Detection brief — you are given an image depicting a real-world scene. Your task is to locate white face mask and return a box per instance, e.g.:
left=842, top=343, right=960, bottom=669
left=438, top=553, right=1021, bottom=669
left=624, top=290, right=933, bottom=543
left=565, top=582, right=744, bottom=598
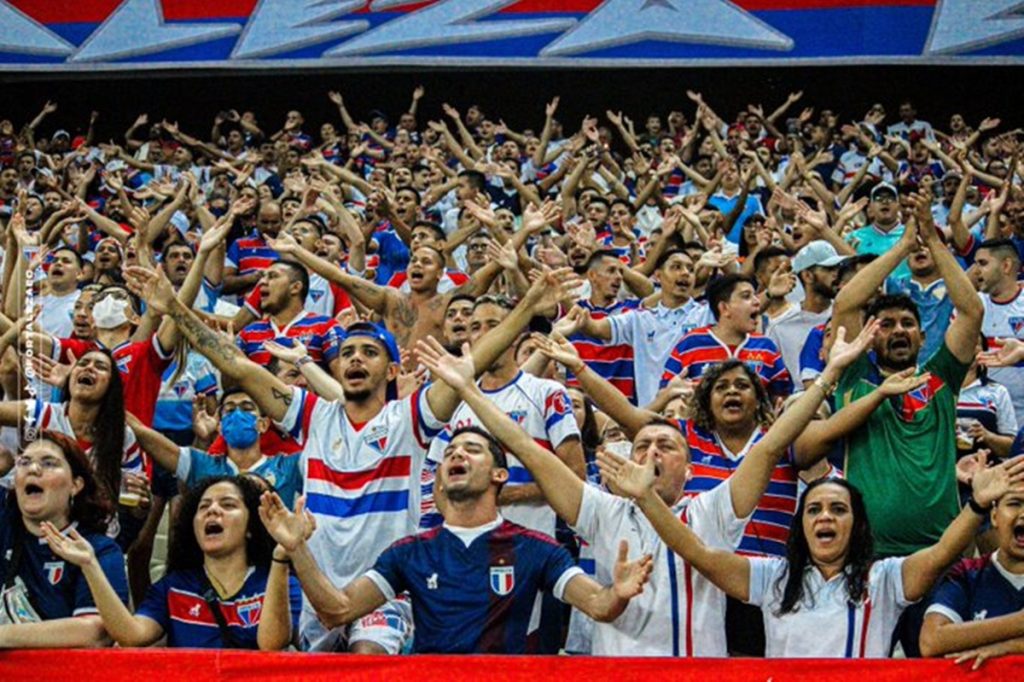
left=91, top=296, right=130, bottom=330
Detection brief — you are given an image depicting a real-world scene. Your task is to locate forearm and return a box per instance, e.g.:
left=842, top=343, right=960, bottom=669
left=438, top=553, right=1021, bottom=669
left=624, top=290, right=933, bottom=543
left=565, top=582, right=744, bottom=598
left=300, top=361, right=346, bottom=402
left=572, top=579, right=629, bottom=623
left=257, top=557, right=293, bottom=650
left=80, top=561, right=156, bottom=646
left=636, top=489, right=749, bottom=600
left=622, top=266, right=655, bottom=297
left=497, top=482, right=545, bottom=505
left=126, top=417, right=181, bottom=473
left=929, top=233, right=982, bottom=320
left=295, top=248, right=388, bottom=313
left=834, top=242, right=909, bottom=318
left=575, top=364, right=653, bottom=439
left=287, top=542, right=361, bottom=628
left=903, top=507, right=982, bottom=602
left=0, top=617, right=108, bottom=649
left=921, top=612, right=1024, bottom=657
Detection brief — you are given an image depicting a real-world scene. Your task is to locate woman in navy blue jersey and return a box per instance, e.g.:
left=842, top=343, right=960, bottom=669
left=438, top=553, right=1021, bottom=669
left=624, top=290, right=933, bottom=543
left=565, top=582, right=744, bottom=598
left=41, top=474, right=301, bottom=649
left=0, top=431, right=128, bottom=648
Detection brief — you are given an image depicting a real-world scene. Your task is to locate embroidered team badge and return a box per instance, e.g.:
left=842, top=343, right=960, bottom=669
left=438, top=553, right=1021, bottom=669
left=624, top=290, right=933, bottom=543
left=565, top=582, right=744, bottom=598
left=1010, top=318, right=1024, bottom=335
left=365, top=426, right=389, bottom=453
left=489, top=566, right=515, bottom=596
left=310, top=290, right=325, bottom=303
left=43, top=561, right=65, bottom=585
left=236, top=598, right=263, bottom=627
left=508, top=410, right=527, bottom=425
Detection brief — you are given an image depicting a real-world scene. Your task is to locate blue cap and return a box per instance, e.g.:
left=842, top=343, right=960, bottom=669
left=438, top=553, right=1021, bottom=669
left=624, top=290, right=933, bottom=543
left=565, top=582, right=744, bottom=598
left=345, top=322, right=400, bottom=363
left=343, top=322, right=402, bottom=401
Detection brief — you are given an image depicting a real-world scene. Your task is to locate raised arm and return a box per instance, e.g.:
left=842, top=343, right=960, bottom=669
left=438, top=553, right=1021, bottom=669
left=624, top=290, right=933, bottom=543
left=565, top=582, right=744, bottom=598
left=259, top=493, right=386, bottom=628
left=911, top=193, right=983, bottom=363
left=125, top=413, right=182, bottom=474
left=833, top=218, right=917, bottom=338
left=598, top=452, right=751, bottom=601
left=731, top=323, right=878, bottom=517
left=40, top=524, right=163, bottom=647
left=122, top=265, right=293, bottom=422
left=560, top=542, right=652, bottom=622
left=903, top=456, right=1024, bottom=602
left=417, top=340, right=587, bottom=527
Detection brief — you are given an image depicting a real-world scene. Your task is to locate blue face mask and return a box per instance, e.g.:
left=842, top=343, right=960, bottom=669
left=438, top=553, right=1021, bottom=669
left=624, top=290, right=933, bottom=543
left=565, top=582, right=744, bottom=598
left=221, top=409, right=260, bottom=449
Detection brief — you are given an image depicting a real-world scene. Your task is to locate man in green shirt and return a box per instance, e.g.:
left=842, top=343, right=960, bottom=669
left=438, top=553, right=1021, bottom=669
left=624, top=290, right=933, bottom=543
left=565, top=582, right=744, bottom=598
left=832, top=192, right=983, bottom=558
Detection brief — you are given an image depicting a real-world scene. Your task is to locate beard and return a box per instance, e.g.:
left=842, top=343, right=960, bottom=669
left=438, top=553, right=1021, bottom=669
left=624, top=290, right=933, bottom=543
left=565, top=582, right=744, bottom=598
left=444, top=484, right=484, bottom=503
left=342, top=388, right=372, bottom=403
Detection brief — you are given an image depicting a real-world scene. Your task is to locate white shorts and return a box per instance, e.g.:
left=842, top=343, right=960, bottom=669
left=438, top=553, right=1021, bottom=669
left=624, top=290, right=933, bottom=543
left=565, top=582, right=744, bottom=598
left=300, top=595, right=413, bottom=654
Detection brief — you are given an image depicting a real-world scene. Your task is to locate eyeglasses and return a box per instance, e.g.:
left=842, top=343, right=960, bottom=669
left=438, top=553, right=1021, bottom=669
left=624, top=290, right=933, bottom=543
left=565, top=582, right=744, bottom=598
left=220, top=401, right=259, bottom=417
left=15, top=455, right=65, bottom=471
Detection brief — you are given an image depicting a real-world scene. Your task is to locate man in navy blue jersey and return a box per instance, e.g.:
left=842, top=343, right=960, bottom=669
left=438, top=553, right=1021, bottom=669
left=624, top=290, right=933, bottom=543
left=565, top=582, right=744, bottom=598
left=258, top=425, right=652, bottom=654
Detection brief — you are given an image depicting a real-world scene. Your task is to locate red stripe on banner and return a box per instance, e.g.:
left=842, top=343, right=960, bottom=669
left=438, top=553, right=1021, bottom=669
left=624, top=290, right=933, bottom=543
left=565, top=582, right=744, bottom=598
left=8, top=0, right=938, bottom=25
left=1, top=650, right=1022, bottom=681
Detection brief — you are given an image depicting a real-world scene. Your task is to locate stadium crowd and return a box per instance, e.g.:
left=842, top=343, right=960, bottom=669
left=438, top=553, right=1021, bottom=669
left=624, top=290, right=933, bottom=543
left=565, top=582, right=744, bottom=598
left=2, top=88, right=1024, bottom=667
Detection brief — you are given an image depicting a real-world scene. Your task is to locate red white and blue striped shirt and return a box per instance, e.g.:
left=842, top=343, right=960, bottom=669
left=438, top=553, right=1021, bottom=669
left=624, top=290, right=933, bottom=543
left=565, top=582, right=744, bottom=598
left=567, top=298, right=642, bottom=404
left=661, top=326, right=792, bottom=397
left=236, top=312, right=343, bottom=368
left=225, top=232, right=279, bottom=276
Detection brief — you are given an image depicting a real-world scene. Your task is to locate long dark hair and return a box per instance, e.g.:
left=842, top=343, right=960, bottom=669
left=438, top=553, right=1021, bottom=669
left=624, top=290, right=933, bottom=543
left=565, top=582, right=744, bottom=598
left=166, top=476, right=275, bottom=574
left=568, top=388, right=601, bottom=453
left=688, top=359, right=774, bottom=432
left=60, top=348, right=126, bottom=503
left=775, top=478, right=874, bottom=615
left=5, top=431, right=113, bottom=534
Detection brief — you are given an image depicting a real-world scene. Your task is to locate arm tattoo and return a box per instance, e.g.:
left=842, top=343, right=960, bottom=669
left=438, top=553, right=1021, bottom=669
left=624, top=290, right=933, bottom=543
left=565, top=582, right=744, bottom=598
left=271, top=387, right=293, bottom=408
left=169, top=302, right=239, bottom=368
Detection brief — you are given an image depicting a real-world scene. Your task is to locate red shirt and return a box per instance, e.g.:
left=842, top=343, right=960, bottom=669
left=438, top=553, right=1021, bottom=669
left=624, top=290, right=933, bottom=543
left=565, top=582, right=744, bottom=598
left=55, top=334, right=173, bottom=427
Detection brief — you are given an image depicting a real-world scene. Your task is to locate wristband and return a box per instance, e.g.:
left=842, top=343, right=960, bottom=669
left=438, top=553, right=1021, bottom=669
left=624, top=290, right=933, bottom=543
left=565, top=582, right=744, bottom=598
left=813, top=376, right=836, bottom=397
left=295, top=356, right=314, bottom=368
left=968, top=495, right=990, bottom=516
left=272, top=556, right=292, bottom=566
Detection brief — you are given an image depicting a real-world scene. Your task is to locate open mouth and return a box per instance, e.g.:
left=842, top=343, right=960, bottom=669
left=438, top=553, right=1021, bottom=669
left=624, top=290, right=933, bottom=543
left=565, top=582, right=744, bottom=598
left=50, top=266, right=65, bottom=278
left=23, top=484, right=44, bottom=497
left=447, top=464, right=468, bottom=478
left=723, top=397, right=743, bottom=411
left=76, top=374, right=96, bottom=387
left=888, top=338, right=911, bottom=353
left=451, top=324, right=467, bottom=335
left=345, top=368, right=368, bottom=381
left=204, top=521, right=224, bottom=538
left=815, top=528, right=837, bottom=543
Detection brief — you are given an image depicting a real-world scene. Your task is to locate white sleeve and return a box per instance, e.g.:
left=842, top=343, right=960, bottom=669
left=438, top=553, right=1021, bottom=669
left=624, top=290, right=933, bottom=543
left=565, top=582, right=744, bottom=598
left=747, top=557, right=786, bottom=608
left=686, top=480, right=751, bottom=550
left=272, top=386, right=320, bottom=446
left=570, top=483, right=625, bottom=546
left=363, top=569, right=397, bottom=601
left=554, top=568, right=587, bottom=602
left=175, top=446, right=192, bottom=481
left=873, top=556, right=913, bottom=608
left=608, top=310, right=637, bottom=346
left=994, top=384, right=1019, bottom=434
left=924, top=603, right=963, bottom=625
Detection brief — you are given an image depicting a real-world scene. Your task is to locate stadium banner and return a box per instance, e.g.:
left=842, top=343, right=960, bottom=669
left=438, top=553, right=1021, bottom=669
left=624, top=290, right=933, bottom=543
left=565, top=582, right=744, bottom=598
left=2, top=0, right=1024, bottom=72
left=2, top=649, right=1024, bottom=680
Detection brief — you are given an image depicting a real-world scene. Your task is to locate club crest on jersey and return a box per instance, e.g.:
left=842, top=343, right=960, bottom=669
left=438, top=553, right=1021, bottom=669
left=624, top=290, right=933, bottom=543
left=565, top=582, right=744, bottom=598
left=547, top=391, right=570, bottom=416
left=115, top=355, right=131, bottom=374
left=489, top=566, right=515, bottom=596
left=236, top=598, right=262, bottom=627
left=309, top=290, right=325, bottom=303
left=508, top=410, right=527, bottom=425
left=43, top=561, right=65, bottom=585
left=1011, top=318, right=1024, bottom=335
left=365, top=426, right=389, bottom=453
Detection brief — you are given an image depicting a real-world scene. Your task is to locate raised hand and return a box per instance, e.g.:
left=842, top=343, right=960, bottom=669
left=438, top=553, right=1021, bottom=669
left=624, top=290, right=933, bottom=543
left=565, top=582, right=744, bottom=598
left=265, top=231, right=301, bottom=256
left=27, top=352, right=73, bottom=390
left=122, top=265, right=177, bottom=314
left=327, top=91, right=343, bottom=107
left=877, top=366, right=931, bottom=396
left=612, top=540, right=653, bottom=599
left=442, top=103, right=461, bottom=120
left=412, top=85, right=425, bottom=100
left=596, top=447, right=654, bottom=500
left=971, top=454, right=1024, bottom=507
left=415, top=337, right=474, bottom=392
left=522, top=200, right=560, bottom=234
left=192, top=403, right=219, bottom=443
left=486, top=239, right=518, bottom=271
left=258, top=492, right=316, bottom=552
left=40, top=523, right=96, bottom=567
left=826, top=319, right=880, bottom=370
left=545, top=96, right=560, bottom=118
left=265, top=339, right=309, bottom=365
left=977, top=339, right=1024, bottom=368
left=523, top=267, right=583, bottom=313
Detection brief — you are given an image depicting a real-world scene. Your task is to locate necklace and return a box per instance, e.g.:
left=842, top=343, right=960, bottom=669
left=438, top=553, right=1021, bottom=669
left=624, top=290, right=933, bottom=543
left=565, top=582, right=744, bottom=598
left=205, top=566, right=243, bottom=599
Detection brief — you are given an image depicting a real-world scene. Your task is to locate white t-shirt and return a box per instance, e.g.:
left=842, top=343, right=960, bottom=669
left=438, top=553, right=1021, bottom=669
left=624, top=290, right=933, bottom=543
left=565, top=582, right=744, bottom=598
left=767, top=305, right=832, bottom=381
left=980, top=288, right=1024, bottom=425
left=748, top=556, right=911, bottom=658
left=608, top=300, right=714, bottom=407
left=36, top=290, right=80, bottom=339
left=572, top=479, right=748, bottom=656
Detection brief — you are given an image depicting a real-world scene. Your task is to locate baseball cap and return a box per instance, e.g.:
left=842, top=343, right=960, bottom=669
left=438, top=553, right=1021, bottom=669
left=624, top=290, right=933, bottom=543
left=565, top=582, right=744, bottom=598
left=942, top=169, right=963, bottom=182
left=51, top=129, right=70, bottom=141
left=793, top=240, right=848, bottom=274
left=344, top=322, right=400, bottom=400
left=870, top=182, right=898, bottom=201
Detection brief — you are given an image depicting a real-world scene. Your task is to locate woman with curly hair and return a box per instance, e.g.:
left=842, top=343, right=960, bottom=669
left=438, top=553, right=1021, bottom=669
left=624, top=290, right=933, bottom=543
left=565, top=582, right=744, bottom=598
left=42, top=475, right=302, bottom=650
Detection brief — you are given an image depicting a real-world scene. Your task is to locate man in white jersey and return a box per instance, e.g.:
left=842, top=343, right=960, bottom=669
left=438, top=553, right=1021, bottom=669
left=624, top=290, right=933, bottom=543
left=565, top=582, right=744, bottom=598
left=123, top=262, right=578, bottom=653
left=570, top=248, right=713, bottom=407
left=414, top=327, right=850, bottom=656
left=421, top=294, right=585, bottom=536
left=975, top=239, right=1024, bottom=424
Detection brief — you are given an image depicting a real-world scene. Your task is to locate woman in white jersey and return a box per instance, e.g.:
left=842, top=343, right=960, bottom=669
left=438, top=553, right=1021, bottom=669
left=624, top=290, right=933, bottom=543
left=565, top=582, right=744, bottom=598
left=599, top=450, right=1024, bottom=657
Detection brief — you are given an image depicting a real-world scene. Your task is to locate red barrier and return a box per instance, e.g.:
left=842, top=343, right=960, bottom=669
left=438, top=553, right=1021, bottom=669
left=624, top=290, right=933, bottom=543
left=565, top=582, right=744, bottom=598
left=2, top=650, right=1023, bottom=681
